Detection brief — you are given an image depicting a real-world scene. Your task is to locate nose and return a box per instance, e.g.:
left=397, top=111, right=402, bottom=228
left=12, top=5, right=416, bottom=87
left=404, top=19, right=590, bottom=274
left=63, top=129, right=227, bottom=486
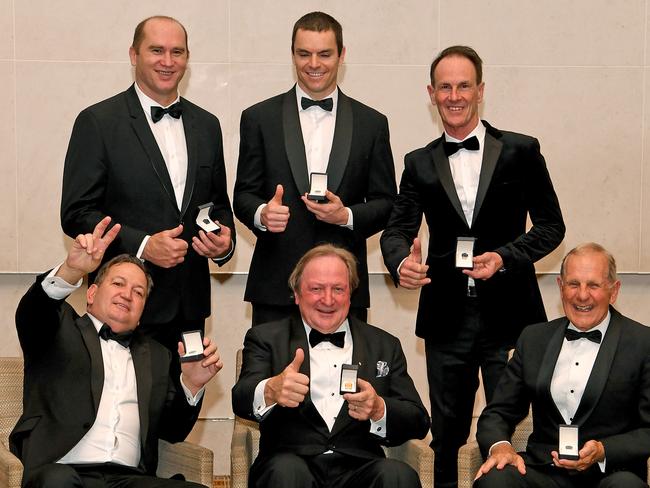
left=321, top=288, right=334, bottom=306
left=449, top=86, right=461, bottom=100
left=308, top=53, right=319, bottom=68
left=120, top=287, right=134, bottom=301
left=576, top=285, right=590, bottom=301
left=161, top=51, right=173, bottom=66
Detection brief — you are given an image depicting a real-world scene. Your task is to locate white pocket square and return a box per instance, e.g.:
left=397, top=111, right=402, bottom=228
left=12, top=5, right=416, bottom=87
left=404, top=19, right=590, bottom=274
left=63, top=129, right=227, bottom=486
left=376, top=360, right=389, bottom=377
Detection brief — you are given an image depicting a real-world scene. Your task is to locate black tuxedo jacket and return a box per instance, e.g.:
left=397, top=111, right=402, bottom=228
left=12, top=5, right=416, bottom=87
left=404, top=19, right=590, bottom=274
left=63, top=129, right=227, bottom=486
left=233, top=87, right=396, bottom=309
left=231, top=316, right=429, bottom=463
left=476, top=308, right=650, bottom=478
left=381, top=121, right=565, bottom=344
left=61, top=84, right=235, bottom=324
left=9, top=273, right=202, bottom=482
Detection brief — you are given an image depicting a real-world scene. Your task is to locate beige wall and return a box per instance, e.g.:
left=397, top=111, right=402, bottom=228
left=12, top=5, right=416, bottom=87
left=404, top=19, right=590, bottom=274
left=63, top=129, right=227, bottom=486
left=1, top=0, right=650, bottom=475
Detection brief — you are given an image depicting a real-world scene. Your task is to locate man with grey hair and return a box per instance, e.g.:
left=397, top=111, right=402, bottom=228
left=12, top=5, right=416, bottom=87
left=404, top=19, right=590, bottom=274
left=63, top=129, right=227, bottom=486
left=232, top=244, right=429, bottom=488
left=474, top=243, right=650, bottom=488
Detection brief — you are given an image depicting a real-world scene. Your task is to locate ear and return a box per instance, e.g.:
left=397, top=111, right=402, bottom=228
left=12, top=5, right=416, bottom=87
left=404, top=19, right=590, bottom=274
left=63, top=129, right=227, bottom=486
left=556, top=276, right=563, bottom=292
left=128, top=46, right=137, bottom=67
left=609, top=280, right=621, bottom=304
left=427, top=84, right=435, bottom=105
left=87, top=283, right=98, bottom=306
left=477, top=81, right=485, bottom=104
left=338, top=46, right=346, bottom=64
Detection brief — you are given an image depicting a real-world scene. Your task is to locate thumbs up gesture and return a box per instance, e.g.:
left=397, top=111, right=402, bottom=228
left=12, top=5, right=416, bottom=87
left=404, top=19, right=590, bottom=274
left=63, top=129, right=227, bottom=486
left=264, top=348, right=310, bottom=408
left=398, top=238, right=431, bottom=289
left=142, top=224, right=189, bottom=268
left=261, top=184, right=290, bottom=233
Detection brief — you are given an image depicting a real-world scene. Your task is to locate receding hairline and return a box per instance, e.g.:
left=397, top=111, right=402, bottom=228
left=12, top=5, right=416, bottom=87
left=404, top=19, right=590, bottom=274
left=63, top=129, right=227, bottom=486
left=132, top=15, right=189, bottom=54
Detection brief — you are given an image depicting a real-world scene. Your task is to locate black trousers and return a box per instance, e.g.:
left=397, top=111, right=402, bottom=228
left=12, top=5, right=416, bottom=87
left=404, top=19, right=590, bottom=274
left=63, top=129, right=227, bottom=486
left=425, top=298, right=510, bottom=488
left=23, top=463, right=207, bottom=488
left=251, top=303, right=367, bottom=327
left=474, top=463, right=648, bottom=488
left=249, top=451, right=421, bottom=488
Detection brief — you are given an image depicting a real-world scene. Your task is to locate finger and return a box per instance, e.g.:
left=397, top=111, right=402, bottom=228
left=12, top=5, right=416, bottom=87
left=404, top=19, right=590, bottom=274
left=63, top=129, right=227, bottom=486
left=288, top=348, right=304, bottom=371
left=93, top=216, right=112, bottom=239
left=102, top=222, right=121, bottom=246
left=270, top=184, right=284, bottom=205
left=411, top=237, right=423, bottom=263
left=177, top=341, right=185, bottom=357
left=167, top=224, right=184, bottom=238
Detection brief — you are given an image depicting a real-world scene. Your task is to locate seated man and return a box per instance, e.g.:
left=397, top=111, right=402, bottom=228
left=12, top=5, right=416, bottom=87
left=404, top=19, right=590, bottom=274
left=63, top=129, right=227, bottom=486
left=232, top=244, right=430, bottom=488
left=474, top=243, right=650, bottom=488
left=10, top=217, right=222, bottom=488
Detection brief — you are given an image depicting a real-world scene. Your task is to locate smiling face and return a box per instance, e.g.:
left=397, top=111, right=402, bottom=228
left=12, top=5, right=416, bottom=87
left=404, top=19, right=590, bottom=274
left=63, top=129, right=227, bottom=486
left=129, top=17, right=188, bottom=106
left=294, top=254, right=351, bottom=333
left=557, top=250, right=620, bottom=331
left=428, top=54, right=484, bottom=140
left=87, top=263, right=148, bottom=333
left=292, top=28, right=345, bottom=100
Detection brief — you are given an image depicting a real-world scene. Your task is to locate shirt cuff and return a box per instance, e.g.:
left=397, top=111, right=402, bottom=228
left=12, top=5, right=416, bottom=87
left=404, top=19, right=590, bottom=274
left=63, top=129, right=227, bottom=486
left=254, top=204, right=267, bottom=231
left=41, top=264, right=83, bottom=300
left=179, top=373, right=205, bottom=406
left=396, top=257, right=408, bottom=277
left=136, top=235, right=151, bottom=260
left=253, top=378, right=276, bottom=418
left=212, top=240, right=234, bottom=263
left=339, top=207, right=353, bottom=229
left=369, top=398, right=387, bottom=438
left=488, top=440, right=512, bottom=456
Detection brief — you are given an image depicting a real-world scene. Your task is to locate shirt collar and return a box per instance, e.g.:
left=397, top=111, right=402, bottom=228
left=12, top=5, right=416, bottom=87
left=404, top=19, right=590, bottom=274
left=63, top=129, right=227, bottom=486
left=295, top=84, right=339, bottom=113
left=86, top=312, right=104, bottom=334
left=567, top=310, right=611, bottom=338
left=444, top=119, right=486, bottom=144
left=134, top=82, right=181, bottom=116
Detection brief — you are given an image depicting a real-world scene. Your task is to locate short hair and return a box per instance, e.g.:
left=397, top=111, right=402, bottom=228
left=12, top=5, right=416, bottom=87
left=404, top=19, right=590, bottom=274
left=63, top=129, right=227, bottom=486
left=132, top=15, right=188, bottom=54
left=94, top=254, right=153, bottom=297
left=291, top=11, right=343, bottom=56
left=560, top=242, right=618, bottom=284
left=430, top=45, right=483, bottom=86
left=289, top=244, right=359, bottom=294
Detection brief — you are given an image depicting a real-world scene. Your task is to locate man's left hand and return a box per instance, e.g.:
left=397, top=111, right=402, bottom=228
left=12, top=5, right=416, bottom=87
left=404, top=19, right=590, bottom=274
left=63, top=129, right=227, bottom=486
left=192, top=225, right=232, bottom=259
left=551, top=440, right=605, bottom=472
left=179, top=337, right=223, bottom=396
left=343, top=378, right=385, bottom=422
left=463, top=251, right=504, bottom=280
left=301, top=191, right=349, bottom=225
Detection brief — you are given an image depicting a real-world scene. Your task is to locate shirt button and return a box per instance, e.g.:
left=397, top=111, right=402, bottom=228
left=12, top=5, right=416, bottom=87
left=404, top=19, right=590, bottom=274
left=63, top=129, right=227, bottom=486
left=570, top=390, right=574, bottom=393
left=331, top=393, right=335, bottom=396
left=575, top=362, right=579, bottom=366
left=377, top=427, right=382, bottom=432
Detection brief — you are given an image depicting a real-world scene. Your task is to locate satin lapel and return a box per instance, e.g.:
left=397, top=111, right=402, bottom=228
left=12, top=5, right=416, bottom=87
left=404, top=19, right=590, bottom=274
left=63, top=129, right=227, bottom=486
left=431, top=141, right=467, bottom=225
left=179, top=98, right=197, bottom=219
left=326, top=91, right=353, bottom=193
left=330, top=317, right=369, bottom=436
left=130, top=337, right=153, bottom=445
left=535, top=321, right=566, bottom=420
left=289, top=317, right=327, bottom=430
left=77, top=315, right=104, bottom=413
left=125, top=86, right=178, bottom=213
left=282, top=90, right=310, bottom=195
left=471, top=131, right=502, bottom=225
left=573, top=312, right=621, bottom=425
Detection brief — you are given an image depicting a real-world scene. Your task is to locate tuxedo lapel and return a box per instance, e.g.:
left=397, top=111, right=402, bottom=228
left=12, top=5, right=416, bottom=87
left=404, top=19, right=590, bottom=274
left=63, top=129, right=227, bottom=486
left=180, top=98, right=197, bottom=219
left=431, top=140, right=466, bottom=225
left=572, top=311, right=621, bottom=425
left=282, top=90, right=310, bottom=195
left=125, top=86, right=178, bottom=213
left=472, top=128, right=503, bottom=225
left=535, top=321, right=565, bottom=420
left=326, top=91, right=353, bottom=193
left=76, top=315, right=104, bottom=413
left=130, top=336, right=153, bottom=445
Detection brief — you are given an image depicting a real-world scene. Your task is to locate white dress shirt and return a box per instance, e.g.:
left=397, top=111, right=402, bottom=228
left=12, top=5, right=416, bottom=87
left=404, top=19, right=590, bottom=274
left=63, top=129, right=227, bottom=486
left=41, top=265, right=203, bottom=467
left=252, top=320, right=386, bottom=441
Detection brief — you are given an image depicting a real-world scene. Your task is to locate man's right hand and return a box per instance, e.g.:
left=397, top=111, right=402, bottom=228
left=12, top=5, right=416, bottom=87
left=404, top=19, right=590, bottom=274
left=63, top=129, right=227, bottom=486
left=264, top=348, right=309, bottom=408
left=142, top=224, right=188, bottom=268
left=399, top=238, right=431, bottom=289
left=474, top=442, right=526, bottom=480
left=260, top=184, right=290, bottom=233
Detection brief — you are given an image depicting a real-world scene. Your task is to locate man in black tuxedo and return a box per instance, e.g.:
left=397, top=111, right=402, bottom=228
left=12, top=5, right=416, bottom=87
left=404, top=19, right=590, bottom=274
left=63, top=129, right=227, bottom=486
left=232, top=244, right=430, bottom=488
left=380, top=45, right=565, bottom=488
left=60, top=16, right=235, bottom=355
left=474, top=243, right=650, bottom=488
left=234, top=11, right=396, bottom=326
left=10, top=217, right=223, bottom=488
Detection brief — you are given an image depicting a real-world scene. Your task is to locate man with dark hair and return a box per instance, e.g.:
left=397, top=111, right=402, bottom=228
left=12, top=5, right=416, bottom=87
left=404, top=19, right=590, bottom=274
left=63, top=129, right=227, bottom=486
left=61, top=15, right=235, bottom=357
left=232, top=244, right=430, bottom=488
left=474, top=243, right=650, bottom=488
left=11, top=217, right=223, bottom=488
left=234, top=11, right=396, bottom=326
left=381, top=45, right=565, bottom=488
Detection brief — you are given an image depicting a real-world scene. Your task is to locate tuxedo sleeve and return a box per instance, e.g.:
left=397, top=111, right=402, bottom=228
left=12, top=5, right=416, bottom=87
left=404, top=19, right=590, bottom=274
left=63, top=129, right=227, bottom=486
left=60, top=109, right=147, bottom=254
left=346, top=113, right=397, bottom=238
left=475, top=334, right=534, bottom=459
left=493, top=138, right=565, bottom=272
left=233, top=107, right=268, bottom=236
left=380, top=153, right=425, bottom=285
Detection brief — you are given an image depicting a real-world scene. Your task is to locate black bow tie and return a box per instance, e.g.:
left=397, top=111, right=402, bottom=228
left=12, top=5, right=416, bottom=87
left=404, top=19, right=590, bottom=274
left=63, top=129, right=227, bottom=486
left=151, top=102, right=183, bottom=123
left=565, top=328, right=602, bottom=344
left=301, top=97, right=333, bottom=112
left=309, top=329, right=345, bottom=348
left=443, top=136, right=480, bottom=157
left=99, top=324, right=133, bottom=348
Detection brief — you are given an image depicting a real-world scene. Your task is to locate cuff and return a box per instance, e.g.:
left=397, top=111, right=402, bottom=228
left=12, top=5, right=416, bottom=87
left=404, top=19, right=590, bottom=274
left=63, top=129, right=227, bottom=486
left=41, top=264, right=82, bottom=299
left=254, top=204, right=268, bottom=231
left=369, top=398, right=387, bottom=438
left=180, top=373, right=205, bottom=406
left=253, top=378, right=276, bottom=418
left=136, top=235, right=151, bottom=260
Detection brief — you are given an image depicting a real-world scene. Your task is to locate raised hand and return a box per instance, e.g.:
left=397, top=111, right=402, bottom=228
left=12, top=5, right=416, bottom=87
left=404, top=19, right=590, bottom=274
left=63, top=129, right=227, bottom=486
left=264, top=348, right=310, bottom=408
left=399, top=238, right=431, bottom=289
left=261, top=184, right=290, bottom=232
